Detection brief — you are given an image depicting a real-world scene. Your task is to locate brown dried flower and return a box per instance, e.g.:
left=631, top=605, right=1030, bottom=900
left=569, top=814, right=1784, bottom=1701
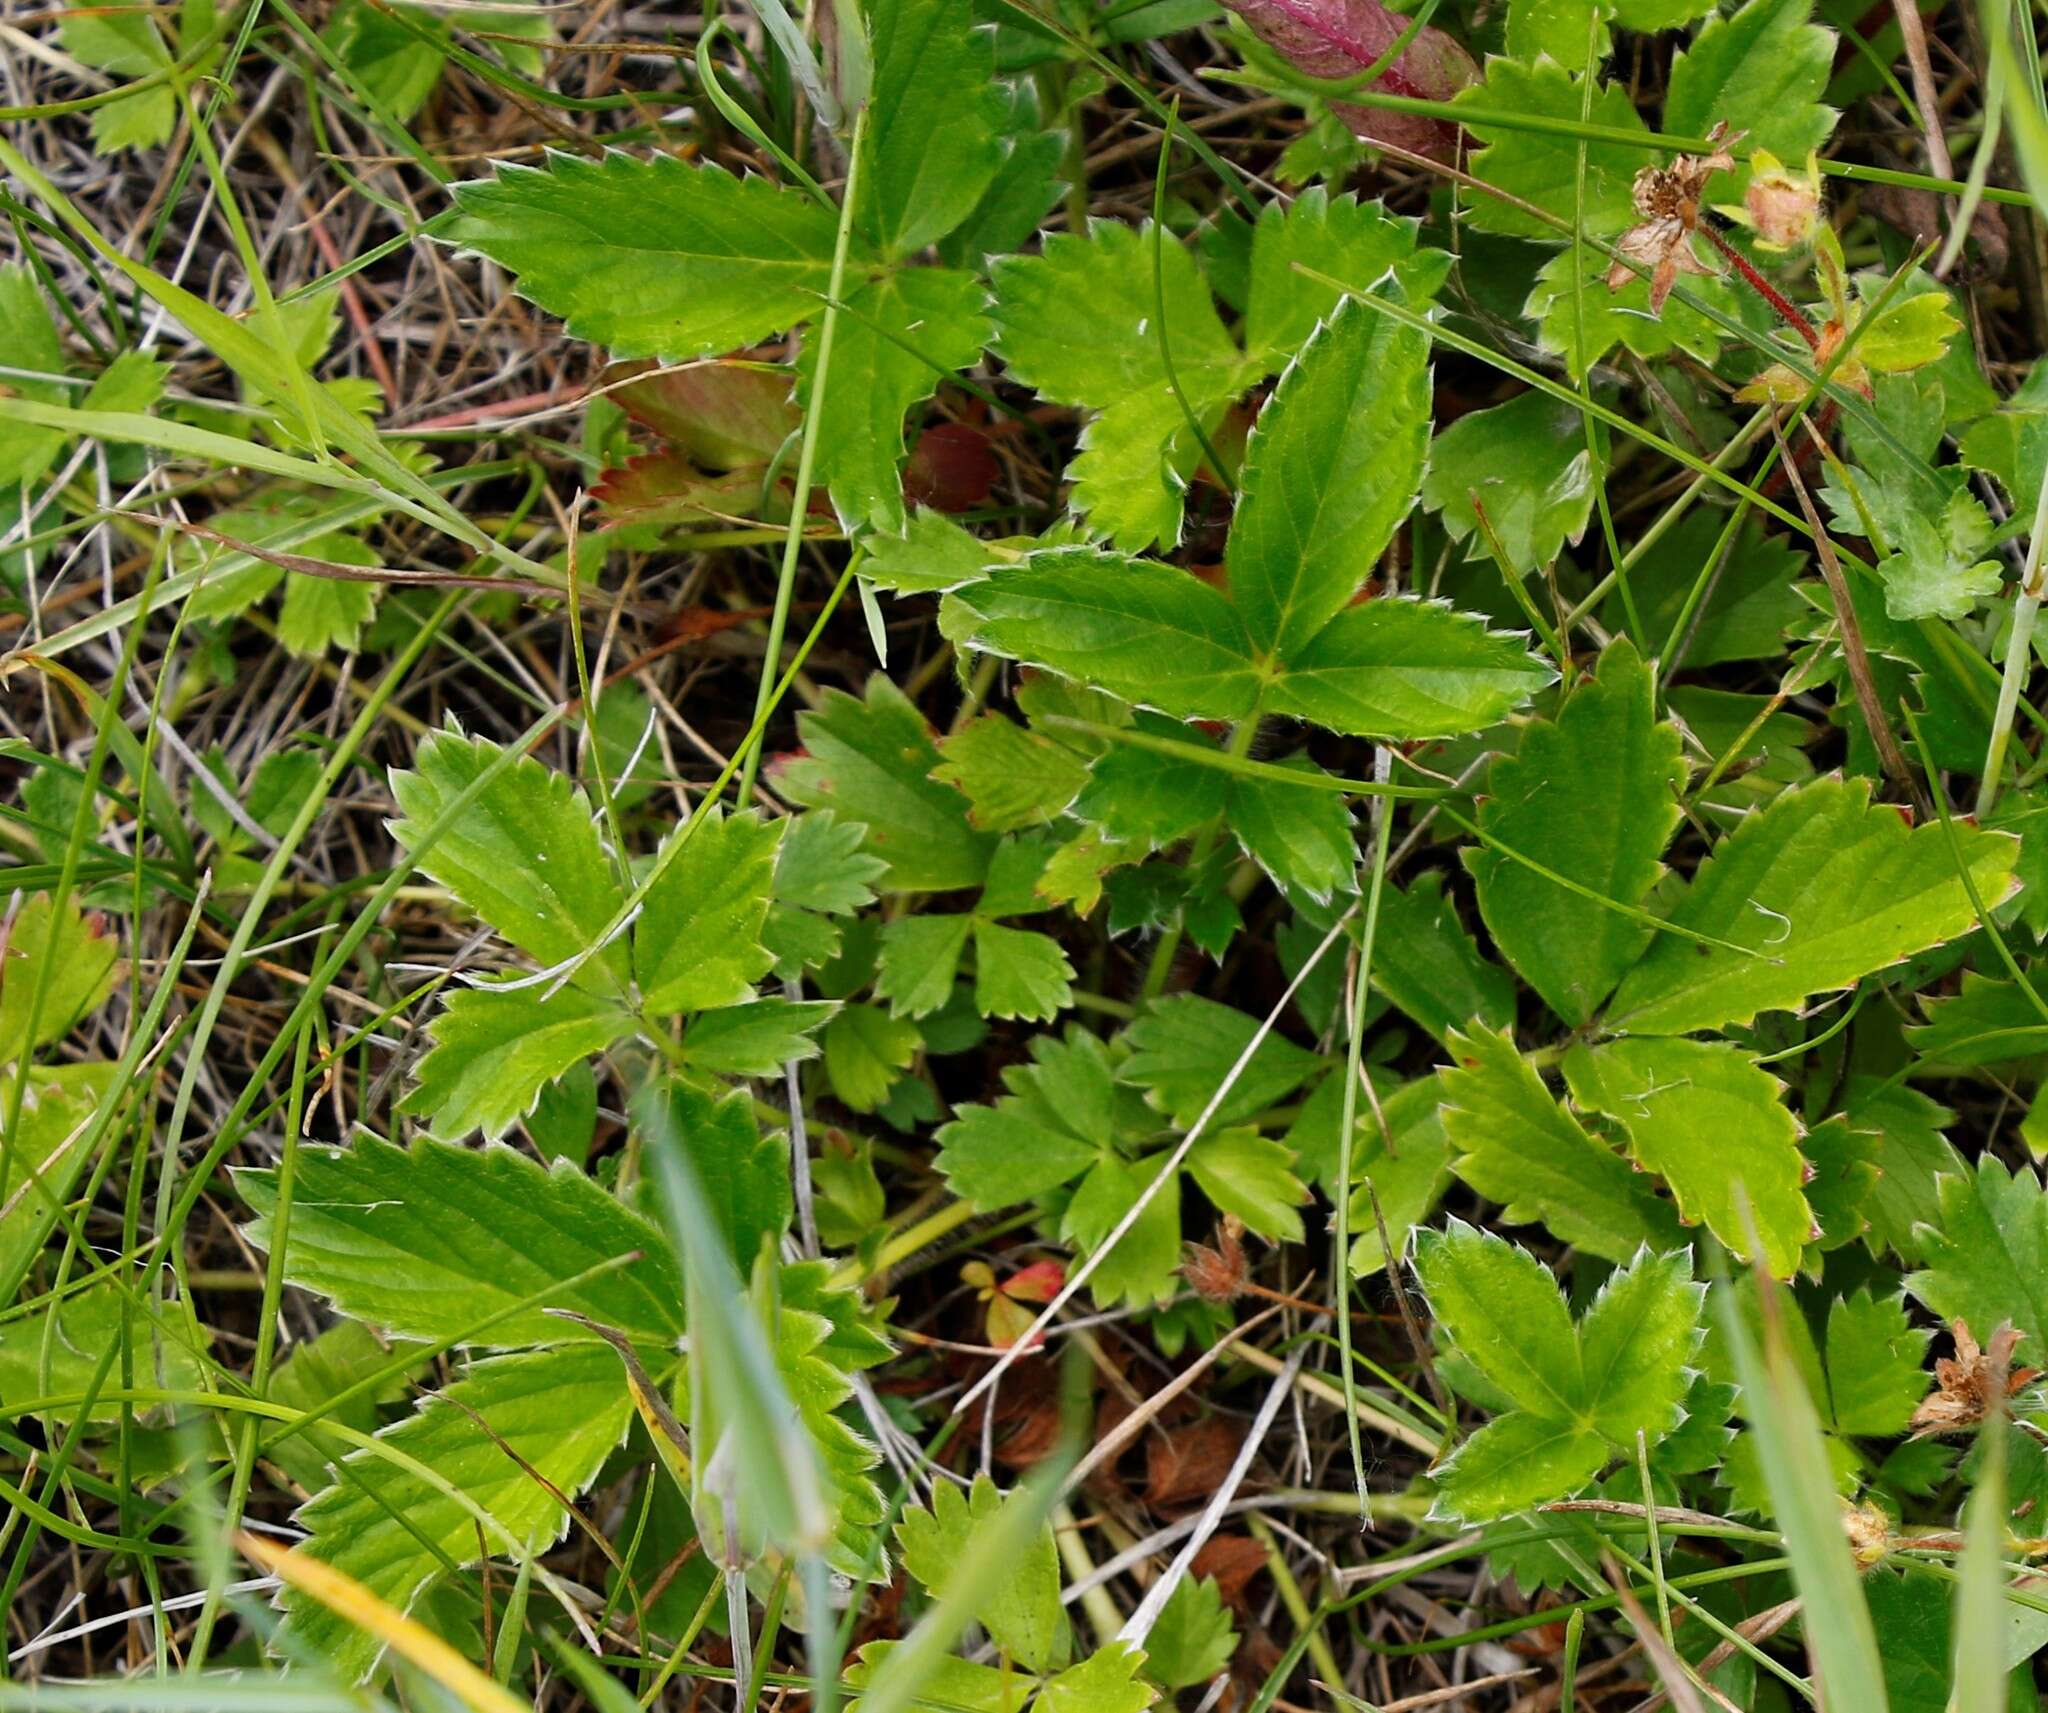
left=1842, top=1500, right=1894, bottom=1569
left=1182, top=1215, right=1249, bottom=1305
left=1606, top=124, right=1741, bottom=314
left=1909, top=1319, right=2040, bottom=1438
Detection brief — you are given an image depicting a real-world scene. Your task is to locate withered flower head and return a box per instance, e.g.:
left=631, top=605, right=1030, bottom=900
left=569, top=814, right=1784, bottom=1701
left=1606, top=123, right=1742, bottom=315
left=1182, top=1215, right=1249, bottom=1305
left=1842, top=1500, right=1894, bottom=1569
left=1909, top=1319, right=2040, bottom=1438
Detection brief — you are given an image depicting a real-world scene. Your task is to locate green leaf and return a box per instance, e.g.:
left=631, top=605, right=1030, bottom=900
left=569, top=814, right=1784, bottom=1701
left=800, top=268, right=990, bottom=534
left=1469, top=638, right=1684, bottom=1025
left=1439, top=1024, right=1683, bottom=1263
left=1606, top=777, right=2019, bottom=1035
left=1506, top=0, right=1607, bottom=72
left=1188, top=1126, right=1308, bottom=1242
left=990, top=223, right=1246, bottom=549
left=1577, top=1248, right=1704, bottom=1443
left=443, top=154, right=844, bottom=361
left=1263, top=598, right=1556, bottom=739
left=1226, top=757, right=1355, bottom=903
left=237, top=1135, right=683, bottom=1346
left=1431, top=1412, right=1609, bottom=1521
left=275, top=1344, right=634, bottom=1683
left=1664, top=0, right=1836, bottom=173
left=1369, top=873, right=1517, bottom=1046
left=1856, top=288, right=1962, bottom=375
left=266, top=1319, right=422, bottom=1493
left=933, top=716, right=1088, bottom=832
left=935, top=1104, right=1100, bottom=1209
left=664, top=1082, right=792, bottom=1271
left=1527, top=240, right=1737, bottom=383
left=276, top=563, right=380, bottom=658
left=0, top=892, right=119, bottom=1063
left=634, top=807, right=782, bottom=1015
left=1824, top=1290, right=1928, bottom=1436
left=400, top=981, right=635, bottom=1141
left=864, top=509, right=999, bottom=596
left=1063, top=1153, right=1183, bottom=1309
left=877, top=915, right=973, bottom=1018
left=1327, top=1078, right=1454, bottom=1273
left=1854, top=1081, right=1961, bottom=1263
left=858, top=0, right=1005, bottom=256
left=0, top=1281, right=208, bottom=1424
left=681, top=996, right=836, bottom=1074
left=1564, top=1037, right=1811, bottom=1277
left=1228, top=297, right=1430, bottom=656
left=1906, top=1155, right=2048, bottom=1362
left=824, top=1002, right=922, bottom=1112
left=1142, top=1576, right=1237, bottom=1690
left=1906, top=969, right=2048, bottom=1066
left=1873, top=478, right=2000, bottom=623
left=776, top=808, right=889, bottom=915
left=1242, top=188, right=1441, bottom=366
left=1413, top=1219, right=1582, bottom=1420
left=950, top=548, right=1260, bottom=721
left=389, top=726, right=628, bottom=989
left=1121, top=994, right=1323, bottom=1127
left=897, top=1476, right=1068, bottom=1672
left=1076, top=723, right=1228, bottom=846
left=1609, top=511, right=1808, bottom=666
left=0, top=1063, right=117, bottom=1289
left=972, top=920, right=1073, bottom=1022
left=1422, top=389, right=1602, bottom=577
left=774, top=676, right=996, bottom=892
left=0, top=266, right=70, bottom=486
left=935, top=85, right=1066, bottom=270
left=1036, top=1643, right=1155, bottom=1713
left=1454, top=59, right=1650, bottom=238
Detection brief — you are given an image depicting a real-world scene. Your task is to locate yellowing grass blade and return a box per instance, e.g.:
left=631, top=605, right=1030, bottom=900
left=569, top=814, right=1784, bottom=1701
left=237, top=1532, right=532, bottom=1713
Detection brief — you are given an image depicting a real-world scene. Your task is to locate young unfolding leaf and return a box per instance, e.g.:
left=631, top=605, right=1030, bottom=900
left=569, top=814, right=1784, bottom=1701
left=1605, top=777, right=2019, bottom=1036
left=1415, top=1222, right=1704, bottom=1519
left=238, top=1135, right=684, bottom=1347
left=1469, top=639, right=1684, bottom=1025
left=1565, top=1037, right=1811, bottom=1277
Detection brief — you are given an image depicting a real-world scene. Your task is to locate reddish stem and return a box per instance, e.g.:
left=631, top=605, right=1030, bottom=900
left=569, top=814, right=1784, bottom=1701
left=1703, top=225, right=1823, bottom=353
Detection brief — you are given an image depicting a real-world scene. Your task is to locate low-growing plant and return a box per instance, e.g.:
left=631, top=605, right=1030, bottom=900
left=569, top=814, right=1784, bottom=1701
left=6, top=0, right=2048, bottom=1706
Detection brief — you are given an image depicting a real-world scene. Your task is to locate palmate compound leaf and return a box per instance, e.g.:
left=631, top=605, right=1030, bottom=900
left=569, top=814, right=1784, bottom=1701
left=388, top=724, right=629, bottom=991
left=274, top=1343, right=635, bottom=1684
left=948, top=550, right=1552, bottom=738
left=237, top=1134, right=684, bottom=1348
left=1604, top=776, right=2020, bottom=1037
left=896, top=1474, right=1068, bottom=1672
left=1564, top=1037, right=1812, bottom=1277
left=442, top=151, right=847, bottom=361
left=1438, top=1024, right=1684, bottom=1263
left=1414, top=1221, right=1704, bottom=1519
left=1467, top=638, right=1684, bottom=1026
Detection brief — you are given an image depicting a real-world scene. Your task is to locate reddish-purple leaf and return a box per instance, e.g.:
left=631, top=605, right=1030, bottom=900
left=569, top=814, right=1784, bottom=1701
left=1221, top=0, right=1477, bottom=159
